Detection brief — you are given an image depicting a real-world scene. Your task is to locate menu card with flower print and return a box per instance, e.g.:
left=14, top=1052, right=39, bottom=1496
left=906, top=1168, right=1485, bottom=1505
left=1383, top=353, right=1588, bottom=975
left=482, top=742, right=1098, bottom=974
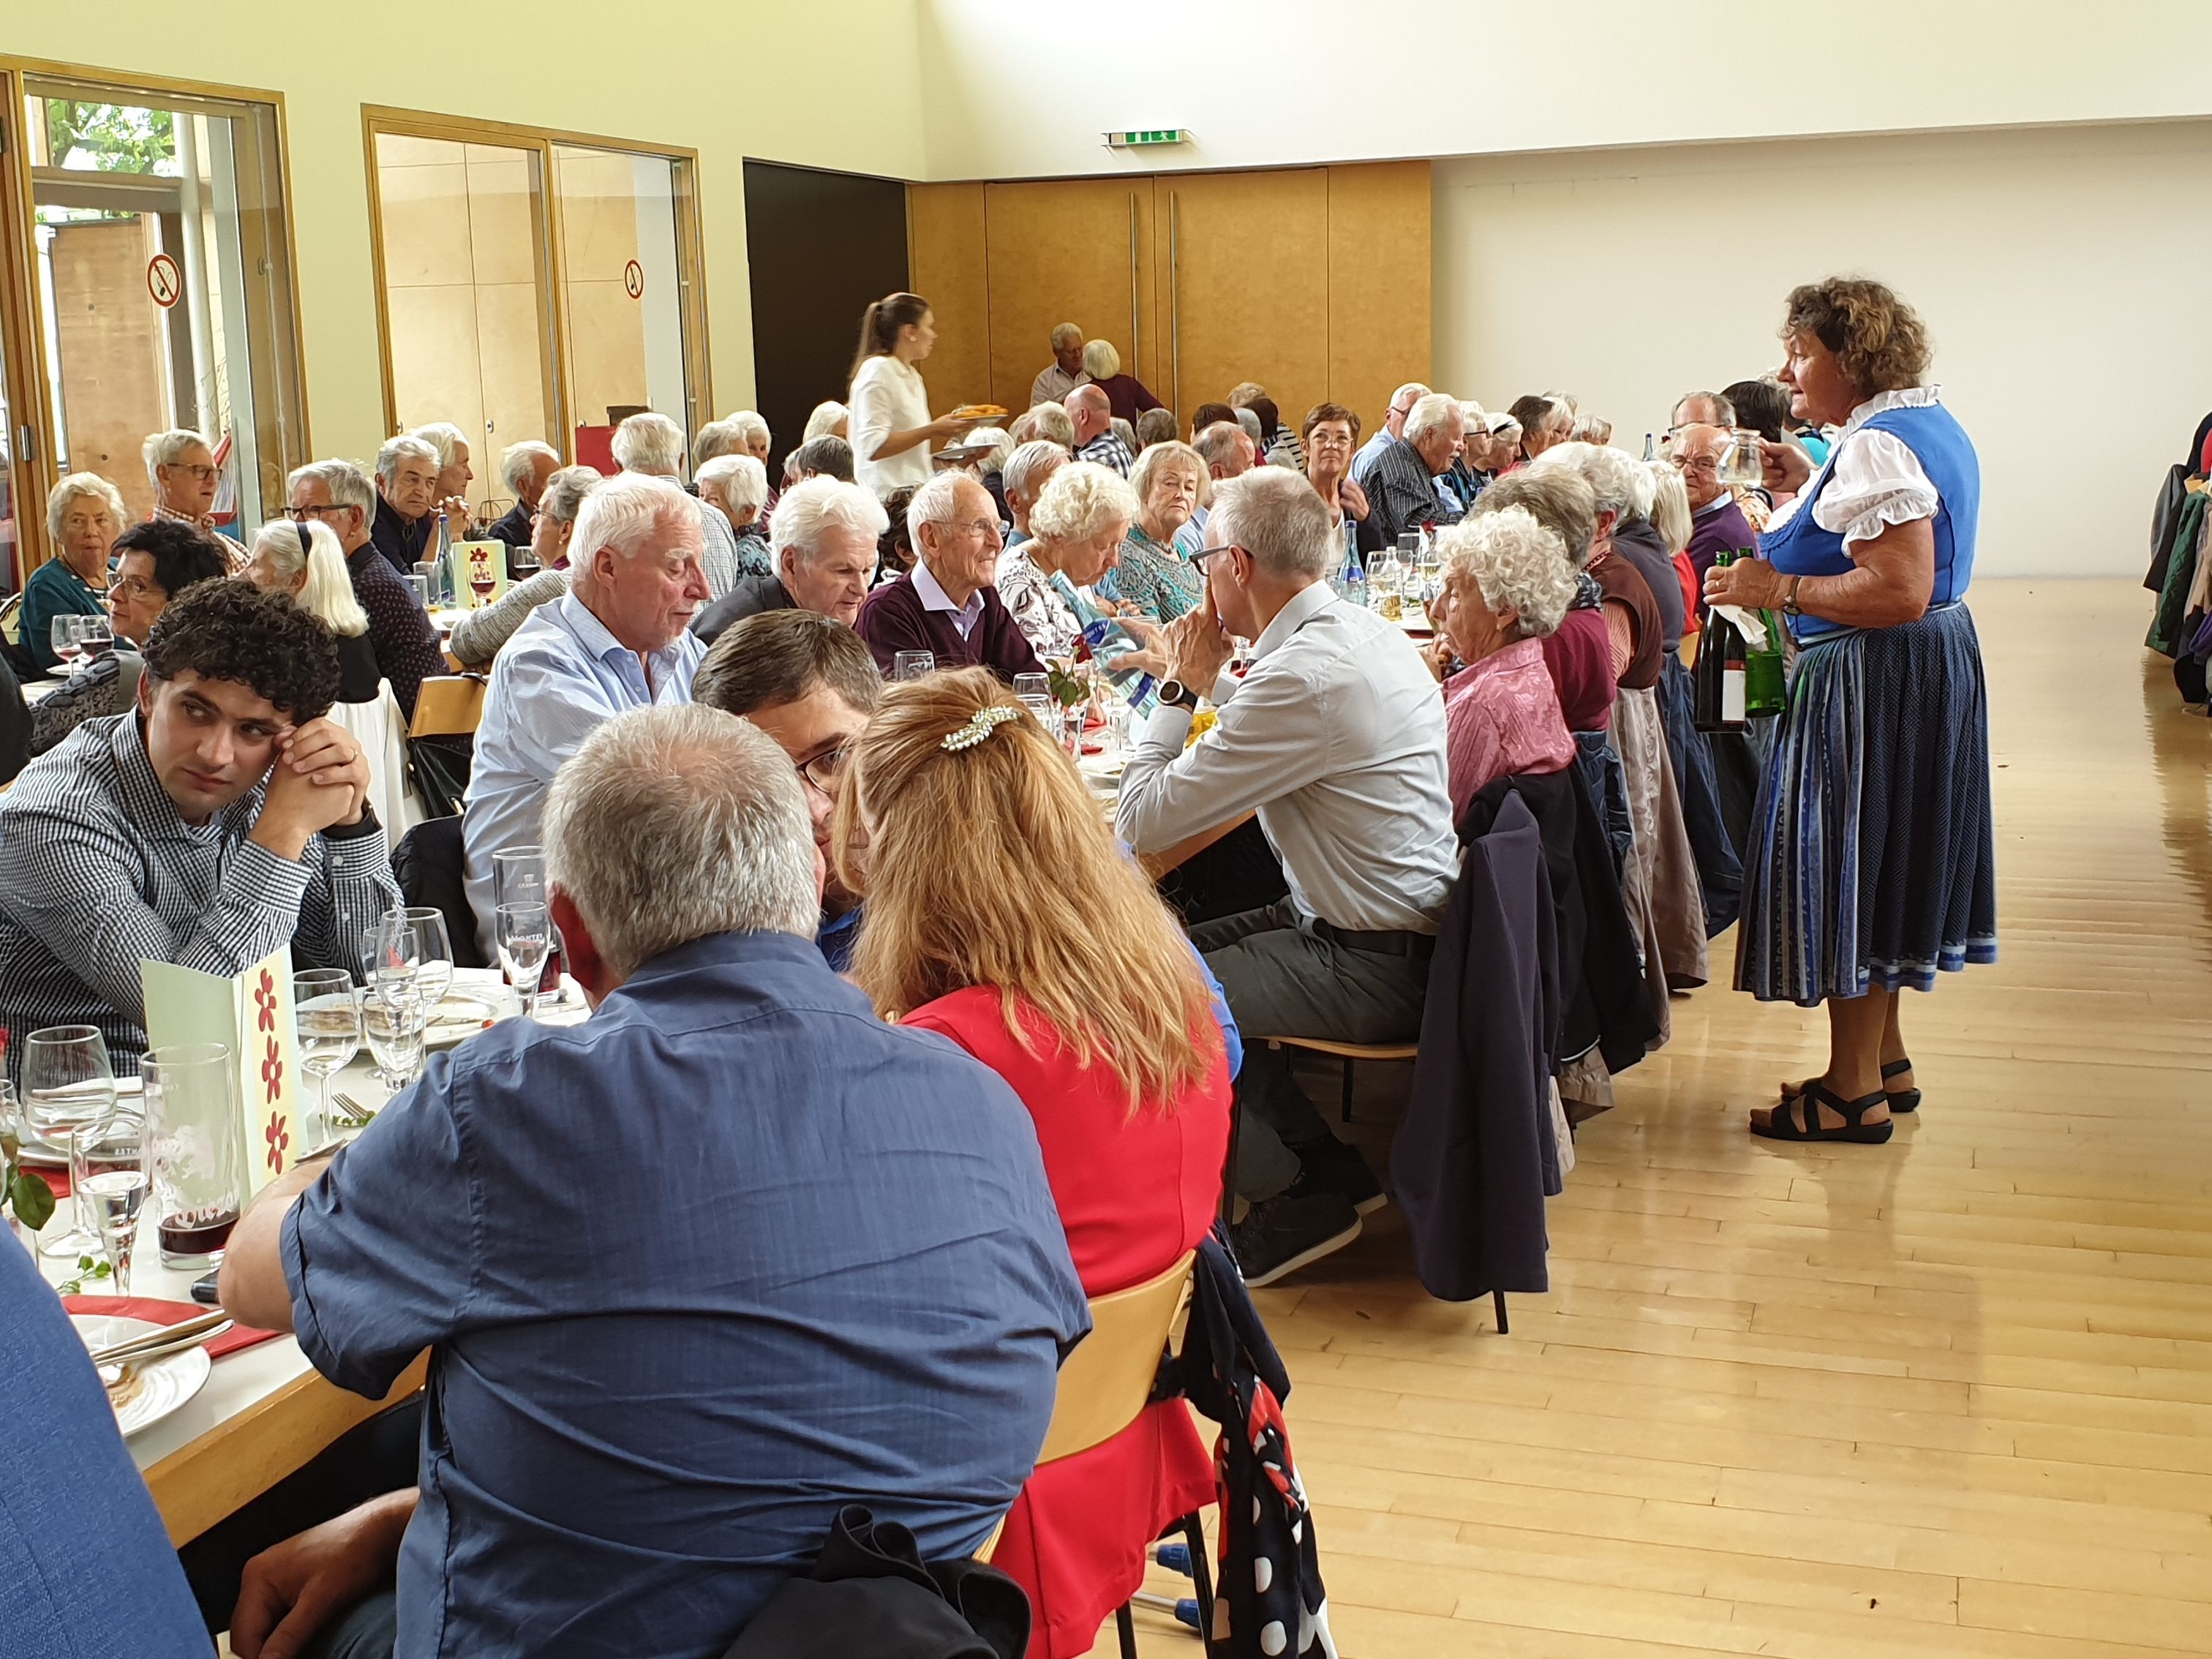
left=141, top=945, right=301, bottom=1195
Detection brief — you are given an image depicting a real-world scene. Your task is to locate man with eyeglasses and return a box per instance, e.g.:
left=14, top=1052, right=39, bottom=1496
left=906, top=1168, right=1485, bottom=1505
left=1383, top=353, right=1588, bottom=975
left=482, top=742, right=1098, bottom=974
left=143, top=428, right=244, bottom=566
left=693, top=609, right=880, bottom=971
left=1349, top=381, right=1431, bottom=489
left=854, top=472, right=1045, bottom=683
left=1673, top=424, right=1757, bottom=589
left=289, top=459, right=446, bottom=721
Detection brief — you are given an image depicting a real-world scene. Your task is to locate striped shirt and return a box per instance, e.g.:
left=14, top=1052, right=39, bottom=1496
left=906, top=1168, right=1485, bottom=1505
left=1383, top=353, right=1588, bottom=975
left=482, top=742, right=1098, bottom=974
left=1366, top=436, right=1465, bottom=545
left=0, top=713, right=398, bottom=1077
left=151, top=504, right=247, bottom=571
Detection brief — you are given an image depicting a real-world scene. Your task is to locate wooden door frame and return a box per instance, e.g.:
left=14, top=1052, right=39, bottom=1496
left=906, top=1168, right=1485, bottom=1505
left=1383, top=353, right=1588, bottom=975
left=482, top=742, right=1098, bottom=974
left=0, top=56, right=307, bottom=586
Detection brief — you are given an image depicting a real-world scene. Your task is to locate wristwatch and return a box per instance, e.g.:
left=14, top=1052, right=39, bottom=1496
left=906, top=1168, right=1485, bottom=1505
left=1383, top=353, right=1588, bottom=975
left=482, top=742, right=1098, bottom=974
left=1783, top=576, right=1805, bottom=619
left=1156, top=680, right=1200, bottom=712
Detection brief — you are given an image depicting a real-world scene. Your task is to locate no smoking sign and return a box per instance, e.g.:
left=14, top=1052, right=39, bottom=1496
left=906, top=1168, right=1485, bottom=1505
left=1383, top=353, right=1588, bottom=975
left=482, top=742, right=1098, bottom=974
left=623, top=259, right=644, bottom=300
left=147, top=252, right=183, bottom=309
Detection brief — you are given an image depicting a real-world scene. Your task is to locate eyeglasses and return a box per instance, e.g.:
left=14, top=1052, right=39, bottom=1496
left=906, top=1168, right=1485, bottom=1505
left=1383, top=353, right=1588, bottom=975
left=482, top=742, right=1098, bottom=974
left=287, top=503, right=353, bottom=522
left=797, top=745, right=848, bottom=795
left=948, top=517, right=1000, bottom=541
left=1191, top=543, right=1242, bottom=574
left=1675, top=456, right=1720, bottom=475
left=168, top=463, right=219, bottom=483
left=109, top=574, right=159, bottom=601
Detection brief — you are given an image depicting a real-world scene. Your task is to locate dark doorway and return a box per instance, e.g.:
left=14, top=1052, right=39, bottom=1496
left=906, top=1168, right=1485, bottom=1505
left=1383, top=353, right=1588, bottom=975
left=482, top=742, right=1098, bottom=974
left=742, top=161, right=908, bottom=481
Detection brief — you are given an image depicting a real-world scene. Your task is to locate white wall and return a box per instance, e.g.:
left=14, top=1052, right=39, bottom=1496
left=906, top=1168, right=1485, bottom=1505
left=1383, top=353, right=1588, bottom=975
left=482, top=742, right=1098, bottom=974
left=1433, top=121, right=2212, bottom=576
left=919, top=0, right=2212, bottom=182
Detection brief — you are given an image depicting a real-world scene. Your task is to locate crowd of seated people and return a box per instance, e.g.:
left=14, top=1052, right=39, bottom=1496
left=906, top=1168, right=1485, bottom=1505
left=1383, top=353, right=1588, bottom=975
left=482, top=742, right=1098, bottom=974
left=4, top=274, right=1985, bottom=1658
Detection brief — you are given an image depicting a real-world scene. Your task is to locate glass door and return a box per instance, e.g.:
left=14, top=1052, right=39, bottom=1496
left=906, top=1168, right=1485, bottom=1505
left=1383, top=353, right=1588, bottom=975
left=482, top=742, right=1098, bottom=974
left=22, top=76, right=304, bottom=548
left=551, top=143, right=706, bottom=443
left=370, top=129, right=560, bottom=521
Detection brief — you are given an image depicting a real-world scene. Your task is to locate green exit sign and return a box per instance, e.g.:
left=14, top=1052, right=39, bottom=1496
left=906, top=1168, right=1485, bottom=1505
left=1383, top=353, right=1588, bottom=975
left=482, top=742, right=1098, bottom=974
left=1105, top=128, right=1189, bottom=148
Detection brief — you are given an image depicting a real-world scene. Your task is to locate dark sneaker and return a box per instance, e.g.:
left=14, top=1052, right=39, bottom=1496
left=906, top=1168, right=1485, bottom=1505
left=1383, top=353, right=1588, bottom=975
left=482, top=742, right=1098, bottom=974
left=1295, top=1142, right=1387, bottom=1216
left=1230, top=1190, right=1363, bottom=1288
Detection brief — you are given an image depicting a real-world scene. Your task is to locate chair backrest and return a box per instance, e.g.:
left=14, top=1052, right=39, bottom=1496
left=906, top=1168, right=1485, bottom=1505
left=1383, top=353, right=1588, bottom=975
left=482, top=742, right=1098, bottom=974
left=391, top=814, right=488, bottom=968
left=409, top=675, right=486, bottom=739
left=328, top=681, right=421, bottom=835
left=0, top=590, right=20, bottom=648
left=1035, top=1251, right=1195, bottom=1467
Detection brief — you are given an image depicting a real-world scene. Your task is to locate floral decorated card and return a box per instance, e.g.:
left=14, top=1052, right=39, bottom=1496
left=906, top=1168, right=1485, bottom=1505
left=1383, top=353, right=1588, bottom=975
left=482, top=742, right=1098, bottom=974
left=447, top=539, right=508, bottom=609
left=141, top=945, right=302, bottom=1194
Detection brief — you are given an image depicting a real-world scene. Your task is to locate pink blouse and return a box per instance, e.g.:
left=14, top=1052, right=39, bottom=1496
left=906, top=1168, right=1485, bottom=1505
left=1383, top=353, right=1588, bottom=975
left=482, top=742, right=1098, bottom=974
left=1443, top=636, right=1577, bottom=824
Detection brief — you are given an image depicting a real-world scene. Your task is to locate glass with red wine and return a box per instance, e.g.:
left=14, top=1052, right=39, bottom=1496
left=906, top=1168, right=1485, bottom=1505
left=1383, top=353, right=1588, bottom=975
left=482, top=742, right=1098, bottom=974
left=141, top=1043, right=243, bottom=1269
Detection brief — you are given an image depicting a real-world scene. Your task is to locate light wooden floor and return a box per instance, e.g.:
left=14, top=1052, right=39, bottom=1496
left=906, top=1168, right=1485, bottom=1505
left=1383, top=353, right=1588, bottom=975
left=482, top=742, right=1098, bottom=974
left=1095, top=579, right=2212, bottom=1658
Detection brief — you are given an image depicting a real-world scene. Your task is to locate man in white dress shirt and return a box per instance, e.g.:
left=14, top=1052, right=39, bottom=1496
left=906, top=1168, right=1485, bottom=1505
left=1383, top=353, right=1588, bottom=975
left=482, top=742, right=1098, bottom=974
left=1116, top=468, right=1458, bottom=1285
left=1029, top=322, right=1090, bottom=408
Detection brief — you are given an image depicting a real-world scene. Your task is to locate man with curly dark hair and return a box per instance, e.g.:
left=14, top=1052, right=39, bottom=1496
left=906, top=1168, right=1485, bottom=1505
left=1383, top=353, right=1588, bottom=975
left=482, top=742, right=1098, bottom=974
left=0, top=581, right=399, bottom=1075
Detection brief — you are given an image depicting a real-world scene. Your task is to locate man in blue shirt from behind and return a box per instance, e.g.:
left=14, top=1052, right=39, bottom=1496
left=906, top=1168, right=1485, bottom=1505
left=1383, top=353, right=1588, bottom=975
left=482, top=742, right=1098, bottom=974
left=222, top=703, right=1090, bottom=1659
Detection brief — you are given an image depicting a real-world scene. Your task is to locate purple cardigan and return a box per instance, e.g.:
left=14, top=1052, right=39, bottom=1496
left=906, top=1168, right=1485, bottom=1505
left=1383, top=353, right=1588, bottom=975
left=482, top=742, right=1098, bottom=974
left=855, top=573, right=1045, bottom=682
left=1684, top=494, right=1756, bottom=585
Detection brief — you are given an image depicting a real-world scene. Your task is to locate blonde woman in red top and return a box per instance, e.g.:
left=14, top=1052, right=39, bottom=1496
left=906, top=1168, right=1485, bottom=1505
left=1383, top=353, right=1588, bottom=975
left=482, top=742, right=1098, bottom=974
left=834, top=667, right=1231, bottom=1659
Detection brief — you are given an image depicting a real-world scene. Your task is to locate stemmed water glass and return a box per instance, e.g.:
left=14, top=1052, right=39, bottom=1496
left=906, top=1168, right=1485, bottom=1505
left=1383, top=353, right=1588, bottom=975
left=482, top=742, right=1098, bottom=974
left=293, top=968, right=361, bottom=1153
left=893, top=650, right=936, bottom=682
left=493, top=849, right=550, bottom=1011
left=496, top=903, right=552, bottom=1020
left=22, top=1026, right=117, bottom=1258
left=82, top=1167, right=146, bottom=1295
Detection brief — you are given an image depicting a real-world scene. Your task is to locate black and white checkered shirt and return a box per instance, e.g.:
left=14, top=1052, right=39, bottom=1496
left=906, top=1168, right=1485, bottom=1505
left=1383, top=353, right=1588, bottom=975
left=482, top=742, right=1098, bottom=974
left=1077, top=431, right=1136, bottom=478
left=0, top=713, right=398, bottom=1076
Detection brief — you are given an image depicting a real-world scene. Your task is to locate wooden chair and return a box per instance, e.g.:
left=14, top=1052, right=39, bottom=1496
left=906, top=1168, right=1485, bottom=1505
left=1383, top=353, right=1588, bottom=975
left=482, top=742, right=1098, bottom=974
left=407, top=675, right=486, bottom=739
left=1258, top=1035, right=1419, bottom=1125
left=989, top=1250, right=1215, bottom=1657
left=0, top=590, right=20, bottom=648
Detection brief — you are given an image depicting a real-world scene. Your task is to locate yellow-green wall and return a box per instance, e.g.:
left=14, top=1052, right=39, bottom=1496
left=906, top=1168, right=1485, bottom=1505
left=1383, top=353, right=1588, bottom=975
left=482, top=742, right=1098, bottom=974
left=5, top=0, right=927, bottom=465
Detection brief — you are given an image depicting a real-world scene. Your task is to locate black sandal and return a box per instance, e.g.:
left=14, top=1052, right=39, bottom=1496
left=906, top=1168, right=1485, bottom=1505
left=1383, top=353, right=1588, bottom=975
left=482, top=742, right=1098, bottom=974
left=1881, top=1058, right=1921, bottom=1114
left=1781, top=1058, right=1920, bottom=1115
left=1753, top=1080, right=1894, bottom=1144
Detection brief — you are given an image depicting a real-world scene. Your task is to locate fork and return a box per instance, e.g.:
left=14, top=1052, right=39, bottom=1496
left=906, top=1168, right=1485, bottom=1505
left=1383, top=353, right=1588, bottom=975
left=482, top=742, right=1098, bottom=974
left=330, top=1092, right=380, bottom=1129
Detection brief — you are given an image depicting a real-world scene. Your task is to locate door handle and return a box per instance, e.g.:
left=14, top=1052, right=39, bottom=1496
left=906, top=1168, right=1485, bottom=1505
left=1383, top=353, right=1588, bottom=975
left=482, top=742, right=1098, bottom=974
left=1168, top=193, right=1181, bottom=418
left=1128, top=192, right=1140, bottom=377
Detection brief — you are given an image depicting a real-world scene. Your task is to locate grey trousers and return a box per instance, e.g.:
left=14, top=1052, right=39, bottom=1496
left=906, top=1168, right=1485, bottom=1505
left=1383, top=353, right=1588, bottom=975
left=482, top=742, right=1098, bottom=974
left=1193, top=898, right=1433, bottom=1203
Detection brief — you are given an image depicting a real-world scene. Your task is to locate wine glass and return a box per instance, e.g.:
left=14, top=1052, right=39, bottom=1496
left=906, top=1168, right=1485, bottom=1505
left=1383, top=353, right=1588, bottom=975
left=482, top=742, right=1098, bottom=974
left=1012, top=673, right=1050, bottom=704
left=50, top=614, right=87, bottom=672
left=83, top=1168, right=146, bottom=1295
left=362, top=975, right=429, bottom=1095
left=141, top=1043, right=242, bottom=1270
left=22, top=1025, right=116, bottom=1257
left=496, top=903, right=551, bottom=1020
left=892, top=650, right=936, bottom=682
left=293, top=968, right=361, bottom=1153
left=398, top=908, right=455, bottom=1012
left=468, top=567, right=498, bottom=604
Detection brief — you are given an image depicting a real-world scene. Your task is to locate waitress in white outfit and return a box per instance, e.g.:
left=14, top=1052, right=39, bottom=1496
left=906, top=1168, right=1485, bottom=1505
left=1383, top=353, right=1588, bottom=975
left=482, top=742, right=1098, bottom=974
left=847, top=292, right=982, bottom=499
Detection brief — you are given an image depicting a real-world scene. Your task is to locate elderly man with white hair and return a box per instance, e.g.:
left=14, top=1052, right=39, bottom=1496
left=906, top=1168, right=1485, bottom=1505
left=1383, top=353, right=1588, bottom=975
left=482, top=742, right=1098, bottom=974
left=1348, top=383, right=1429, bottom=487
left=612, top=410, right=743, bottom=601
left=999, top=435, right=1067, bottom=549
left=289, top=457, right=446, bottom=719
left=145, top=427, right=247, bottom=566
left=1366, top=392, right=1468, bottom=544
left=462, top=470, right=710, bottom=956
left=1065, top=383, right=1133, bottom=478
left=854, top=471, right=1044, bottom=682
left=696, top=454, right=774, bottom=574
left=369, top=433, right=442, bottom=575
left=1117, top=467, right=1456, bottom=1286
left=691, top=476, right=887, bottom=645
left=1031, top=321, right=1089, bottom=408
left=483, top=440, right=561, bottom=557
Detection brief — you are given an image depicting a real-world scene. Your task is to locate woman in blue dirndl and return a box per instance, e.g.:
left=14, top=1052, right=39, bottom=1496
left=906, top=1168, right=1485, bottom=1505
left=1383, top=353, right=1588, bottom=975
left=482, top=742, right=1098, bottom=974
left=1705, top=278, right=1996, bottom=1144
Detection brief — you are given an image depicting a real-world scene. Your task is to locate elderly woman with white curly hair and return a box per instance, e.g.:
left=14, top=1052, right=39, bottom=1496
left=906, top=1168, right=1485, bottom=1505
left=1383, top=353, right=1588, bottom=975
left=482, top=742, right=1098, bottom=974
left=1000, top=459, right=1137, bottom=661
left=1428, top=507, right=1579, bottom=821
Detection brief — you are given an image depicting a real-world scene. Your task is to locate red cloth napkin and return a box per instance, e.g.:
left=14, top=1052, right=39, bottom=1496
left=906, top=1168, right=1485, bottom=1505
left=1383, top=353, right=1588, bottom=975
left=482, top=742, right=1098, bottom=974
left=64, top=1295, right=280, bottom=1359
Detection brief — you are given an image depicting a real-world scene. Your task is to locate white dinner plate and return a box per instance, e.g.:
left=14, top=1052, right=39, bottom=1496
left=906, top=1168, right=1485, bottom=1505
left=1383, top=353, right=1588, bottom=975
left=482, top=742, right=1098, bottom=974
left=70, top=1314, right=213, bottom=1439
left=424, top=991, right=503, bottom=1049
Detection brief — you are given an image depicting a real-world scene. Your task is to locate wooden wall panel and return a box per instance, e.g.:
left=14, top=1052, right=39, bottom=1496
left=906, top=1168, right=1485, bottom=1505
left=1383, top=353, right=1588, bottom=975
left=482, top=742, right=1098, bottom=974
left=1327, top=160, right=1432, bottom=438
left=1154, top=170, right=1329, bottom=432
left=906, top=182, right=993, bottom=416
left=50, top=218, right=170, bottom=522
left=983, top=178, right=1156, bottom=418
